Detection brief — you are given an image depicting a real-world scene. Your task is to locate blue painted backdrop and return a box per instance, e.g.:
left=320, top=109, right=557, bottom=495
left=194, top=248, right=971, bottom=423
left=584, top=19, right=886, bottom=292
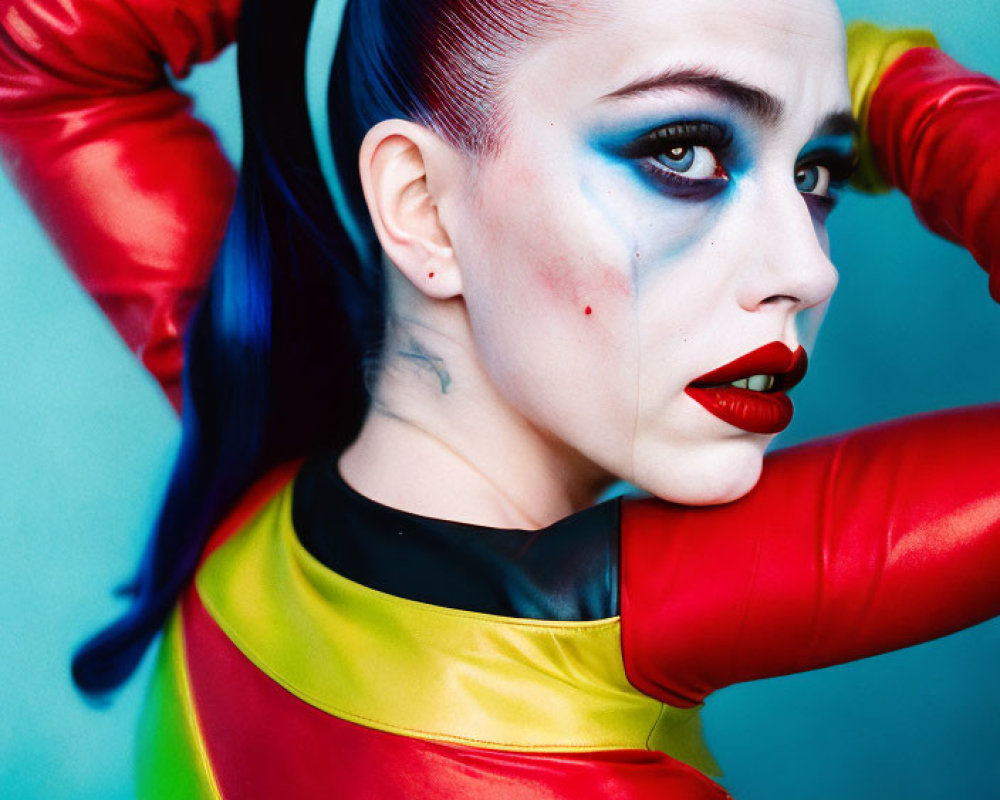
left=1, top=1, right=998, bottom=797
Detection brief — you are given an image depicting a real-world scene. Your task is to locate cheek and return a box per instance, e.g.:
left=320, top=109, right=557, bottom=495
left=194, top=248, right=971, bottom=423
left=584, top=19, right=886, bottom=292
left=465, top=156, right=638, bottom=321
left=535, top=257, right=631, bottom=318
left=450, top=162, right=649, bottom=470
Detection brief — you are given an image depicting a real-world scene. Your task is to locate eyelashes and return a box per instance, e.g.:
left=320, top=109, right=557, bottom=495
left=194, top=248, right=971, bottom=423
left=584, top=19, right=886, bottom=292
left=616, top=120, right=858, bottom=210
left=798, top=149, right=857, bottom=186
left=624, top=120, right=734, bottom=153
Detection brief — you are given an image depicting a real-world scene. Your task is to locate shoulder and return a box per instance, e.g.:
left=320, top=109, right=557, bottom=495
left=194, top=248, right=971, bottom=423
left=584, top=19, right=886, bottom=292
left=199, top=459, right=304, bottom=563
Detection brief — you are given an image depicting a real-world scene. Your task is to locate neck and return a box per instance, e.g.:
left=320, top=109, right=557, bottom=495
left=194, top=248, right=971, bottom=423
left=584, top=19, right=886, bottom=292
left=339, top=284, right=610, bottom=529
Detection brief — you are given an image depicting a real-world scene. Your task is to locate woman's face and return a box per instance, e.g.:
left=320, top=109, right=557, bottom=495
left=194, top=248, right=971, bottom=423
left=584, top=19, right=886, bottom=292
left=446, top=0, right=852, bottom=504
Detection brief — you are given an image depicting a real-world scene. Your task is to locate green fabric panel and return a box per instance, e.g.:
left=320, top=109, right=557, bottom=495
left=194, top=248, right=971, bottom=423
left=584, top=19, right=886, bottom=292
left=135, top=612, right=221, bottom=800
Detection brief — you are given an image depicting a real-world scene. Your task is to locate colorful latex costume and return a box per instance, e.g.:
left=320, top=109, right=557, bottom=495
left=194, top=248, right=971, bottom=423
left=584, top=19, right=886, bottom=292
left=134, top=416, right=1000, bottom=799
left=2, top=1, right=1000, bottom=797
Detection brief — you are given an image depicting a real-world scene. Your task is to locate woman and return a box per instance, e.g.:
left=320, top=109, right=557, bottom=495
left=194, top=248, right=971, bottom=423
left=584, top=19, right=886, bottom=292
left=1, top=0, right=999, bottom=797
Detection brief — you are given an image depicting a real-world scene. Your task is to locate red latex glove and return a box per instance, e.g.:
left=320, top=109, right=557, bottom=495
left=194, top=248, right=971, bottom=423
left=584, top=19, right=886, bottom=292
left=867, top=47, right=1000, bottom=301
left=621, top=404, right=1000, bottom=708
left=0, top=0, right=241, bottom=411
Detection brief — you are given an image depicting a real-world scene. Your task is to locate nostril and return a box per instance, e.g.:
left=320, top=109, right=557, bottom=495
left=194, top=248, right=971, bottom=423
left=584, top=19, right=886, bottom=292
left=760, top=294, right=800, bottom=306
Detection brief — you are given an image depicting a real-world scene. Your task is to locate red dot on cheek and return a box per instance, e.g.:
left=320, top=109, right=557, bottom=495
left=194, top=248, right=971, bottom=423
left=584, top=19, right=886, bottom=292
left=585, top=306, right=593, bottom=316
left=428, top=272, right=435, bottom=278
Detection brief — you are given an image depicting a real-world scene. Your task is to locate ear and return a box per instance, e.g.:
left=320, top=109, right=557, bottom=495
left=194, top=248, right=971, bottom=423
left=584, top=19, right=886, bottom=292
left=358, top=119, right=464, bottom=299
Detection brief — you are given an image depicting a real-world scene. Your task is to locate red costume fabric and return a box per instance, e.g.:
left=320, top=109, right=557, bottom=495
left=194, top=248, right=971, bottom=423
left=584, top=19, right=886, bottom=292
left=181, top=581, right=728, bottom=800
left=621, top=404, right=1000, bottom=708
left=867, top=47, right=1000, bottom=301
left=0, top=0, right=239, bottom=410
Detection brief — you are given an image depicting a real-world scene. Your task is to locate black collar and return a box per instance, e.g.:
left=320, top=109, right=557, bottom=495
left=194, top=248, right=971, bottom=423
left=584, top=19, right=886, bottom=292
left=292, top=454, right=620, bottom=620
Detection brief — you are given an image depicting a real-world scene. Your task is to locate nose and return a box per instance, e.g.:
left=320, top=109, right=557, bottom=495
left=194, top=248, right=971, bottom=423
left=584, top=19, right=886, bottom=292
left=735, top=177, right=840, bottom=313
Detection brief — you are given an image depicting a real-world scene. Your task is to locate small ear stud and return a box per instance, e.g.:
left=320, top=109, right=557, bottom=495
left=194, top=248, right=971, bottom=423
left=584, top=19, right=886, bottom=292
left=585, top=305, right=593, bottom=316
left=428, top=271, right=435, bottom=279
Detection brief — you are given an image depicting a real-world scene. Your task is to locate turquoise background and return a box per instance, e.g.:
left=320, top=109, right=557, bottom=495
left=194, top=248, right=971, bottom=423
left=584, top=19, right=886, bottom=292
left=1, top=1, right=999, bottom=797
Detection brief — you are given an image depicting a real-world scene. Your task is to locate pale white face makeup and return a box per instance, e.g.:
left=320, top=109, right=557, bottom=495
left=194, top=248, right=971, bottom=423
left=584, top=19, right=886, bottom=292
left=445, top=0, right=853, bottom=505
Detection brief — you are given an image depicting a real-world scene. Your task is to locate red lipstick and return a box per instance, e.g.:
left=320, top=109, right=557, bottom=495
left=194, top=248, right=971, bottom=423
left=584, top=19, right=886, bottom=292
left=685, top=342, right=808, bottom=434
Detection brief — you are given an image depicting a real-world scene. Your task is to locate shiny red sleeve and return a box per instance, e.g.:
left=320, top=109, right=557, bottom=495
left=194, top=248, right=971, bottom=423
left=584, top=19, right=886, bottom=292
left=867, top=47, right=1000, bottom=301
left=0, top=0, right=240, bottom=410
left=620, top=404, right=1000, bottom=709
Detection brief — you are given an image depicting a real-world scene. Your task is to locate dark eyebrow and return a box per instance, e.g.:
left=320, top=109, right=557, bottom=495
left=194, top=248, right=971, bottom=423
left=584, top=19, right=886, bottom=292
left=811, top=110, right=857, bottom=140
left=600, top=67, right=784, bottom=127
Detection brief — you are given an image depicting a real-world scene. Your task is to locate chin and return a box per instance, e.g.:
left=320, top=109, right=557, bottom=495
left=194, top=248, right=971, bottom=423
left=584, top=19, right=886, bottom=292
left=633, top=436, right=768, bottom=507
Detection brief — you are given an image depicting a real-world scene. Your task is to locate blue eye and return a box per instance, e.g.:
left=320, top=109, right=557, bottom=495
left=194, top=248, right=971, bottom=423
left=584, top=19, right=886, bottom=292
left=794, top=150, right=857, bottom=209
left=795, top=151, right=856, bottom=223
left=619, top=121, right=733, bottom=200
left=653, top=145, right=723, bottom=179
left=657, top=145, right=695, bottom=172
left=795, top=164, right=831, bottom=196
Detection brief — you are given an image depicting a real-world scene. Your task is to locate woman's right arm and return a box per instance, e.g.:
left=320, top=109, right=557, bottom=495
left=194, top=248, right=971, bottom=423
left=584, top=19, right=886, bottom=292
left=0, top=0, right=241, bottom=411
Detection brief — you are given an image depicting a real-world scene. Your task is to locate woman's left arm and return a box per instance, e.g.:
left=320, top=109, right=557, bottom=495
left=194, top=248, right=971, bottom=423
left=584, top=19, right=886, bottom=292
left=850, top=23, right=1000, bottom=300
left=620, top=403, right=1000, bottom=709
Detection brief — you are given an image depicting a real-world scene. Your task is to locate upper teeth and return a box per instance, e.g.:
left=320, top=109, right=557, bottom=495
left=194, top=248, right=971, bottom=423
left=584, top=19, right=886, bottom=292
left=731, top=375, right=775, bottom=391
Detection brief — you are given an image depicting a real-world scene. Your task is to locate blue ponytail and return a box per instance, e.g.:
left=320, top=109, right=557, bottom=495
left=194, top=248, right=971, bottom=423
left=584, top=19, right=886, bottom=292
left=72, top=0, right=373, bottom=695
